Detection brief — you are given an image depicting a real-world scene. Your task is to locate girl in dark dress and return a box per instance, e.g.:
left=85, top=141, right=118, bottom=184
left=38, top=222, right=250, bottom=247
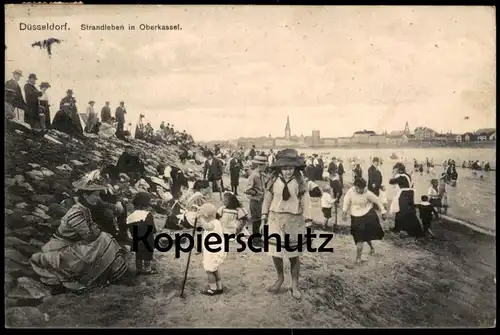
left=126, top=192, right=157, bottom=275
left=388, top=163, right=425, bottom=240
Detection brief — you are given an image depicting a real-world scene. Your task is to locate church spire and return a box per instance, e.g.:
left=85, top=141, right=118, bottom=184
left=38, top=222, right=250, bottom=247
left=285, top=116, right=291, bottom=139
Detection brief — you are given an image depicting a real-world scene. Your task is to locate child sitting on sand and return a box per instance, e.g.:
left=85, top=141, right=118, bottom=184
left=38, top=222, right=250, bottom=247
left=216, top=191, right=250, bottom=240
left=197, top=203, right=227, bottom=296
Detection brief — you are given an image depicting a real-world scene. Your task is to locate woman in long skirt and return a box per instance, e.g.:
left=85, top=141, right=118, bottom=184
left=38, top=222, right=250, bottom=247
left=389, top=163, right=425, bottom=239
left=261, top=149, right=311, bottom=300
left=341, top=178, right=386, bottom=265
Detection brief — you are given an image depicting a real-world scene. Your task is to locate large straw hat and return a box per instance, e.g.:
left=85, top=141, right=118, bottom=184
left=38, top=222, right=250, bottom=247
left=270, top=149, right=306, bottom=170
left=252, top=155, right=268, bottom=165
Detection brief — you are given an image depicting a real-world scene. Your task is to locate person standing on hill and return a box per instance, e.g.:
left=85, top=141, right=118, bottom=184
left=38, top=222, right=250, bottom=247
left=85, top=100, right=98, bottom=133
left=24, top=73, right=43, bottom=129
left=101, top=101, right=112, bottom=124
left=368, top=157, right=383, bottom=196
left=115, top=101, right=126, bottom=137
left=38, top=82, right=51, bottom=130
left=5, top=69, right=27, bottom=121
left=59, top=89, right=83, bottom=134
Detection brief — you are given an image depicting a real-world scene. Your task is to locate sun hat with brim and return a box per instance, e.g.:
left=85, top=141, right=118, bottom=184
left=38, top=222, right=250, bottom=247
left=150, top=176, right=170, bottom=190
left=269, top=149, right=306, bottom=170
left=13, top=69, right=23, bottom=76
left=39, top=82, right=51, bottom=89
left=252, top=155, right=268, bottom=165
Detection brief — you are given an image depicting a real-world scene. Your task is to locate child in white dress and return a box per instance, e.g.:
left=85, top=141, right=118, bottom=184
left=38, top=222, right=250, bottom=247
left=197, top=203, right=227, bottom=296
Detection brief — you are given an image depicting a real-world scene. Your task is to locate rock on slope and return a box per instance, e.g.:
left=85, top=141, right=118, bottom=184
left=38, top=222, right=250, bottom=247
left=4, top=120, right=201, bottom=324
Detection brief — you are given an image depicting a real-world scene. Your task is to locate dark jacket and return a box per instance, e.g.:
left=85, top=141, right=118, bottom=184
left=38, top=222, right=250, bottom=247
left=368, top=165, right=383, bottom=196
left=337, top=163, right=345, bottom=175
left=101, top=106, right=111, bottom=122
left=115, top=106, right=126, bottom=124
left=229, top=158, right=242, bottom=184
left=24, top=83, right=42, bottom=114
left=5, top=79, right=26, bottom=109
left=327, top=162, right=337, bottom=176
left=203, top=158, right=224, bottom=181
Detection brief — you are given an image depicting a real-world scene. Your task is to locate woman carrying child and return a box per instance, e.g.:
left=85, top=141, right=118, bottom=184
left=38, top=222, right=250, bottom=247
left=261, top=149, right=312, bottom=300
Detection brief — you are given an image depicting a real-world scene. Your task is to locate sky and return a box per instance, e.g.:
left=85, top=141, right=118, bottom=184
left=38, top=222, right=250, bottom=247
left=5, top=5, right=496, bottom=141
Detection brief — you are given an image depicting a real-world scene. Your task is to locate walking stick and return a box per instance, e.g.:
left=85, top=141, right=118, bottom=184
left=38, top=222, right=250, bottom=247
left=180, top=217, right=198, bottom=298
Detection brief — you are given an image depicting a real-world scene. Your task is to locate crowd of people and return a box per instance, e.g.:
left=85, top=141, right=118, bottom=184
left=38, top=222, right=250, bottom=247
left=5, top=71, right=461, bottom=299
left=4, top=68, right=196, bottom=149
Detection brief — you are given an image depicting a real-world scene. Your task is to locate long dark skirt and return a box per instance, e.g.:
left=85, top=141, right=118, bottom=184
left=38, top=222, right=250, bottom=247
left=429, top=197, right=442, bottom=209
left=230, top=170, right=240, bottom=186
left=350, top=209, right=385, bottom=243
left=394, top=212, right=425, bottom=238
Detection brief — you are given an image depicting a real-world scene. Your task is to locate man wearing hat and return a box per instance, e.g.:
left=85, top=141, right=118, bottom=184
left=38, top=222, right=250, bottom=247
left=244, top=154, right=268, bottom=246
left=101, top=101, right=112, bottom=124
left=60, top=89, right=83, bottom=134
left=38, top=82, right=51, bottom=129
left=203, top=151, right=225, bottom=197
left=24, top=73, right=43, bottom=128
left=85, top=100, right=98, bottom=133
left=115, top=101, right=127, bottom=138
left=368, top=157, right=383, bottom=197
left=5, top=69, right=27, bottom=121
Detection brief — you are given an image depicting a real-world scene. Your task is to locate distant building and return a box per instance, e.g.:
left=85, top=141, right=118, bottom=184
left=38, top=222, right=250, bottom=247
left=414, top=127, right=437, bottom=140
left=352, top=130, right=376, bottom=144
left=337, top=137, right=352, bottom=145
left=311, top=130, right=321, bottom=146
left=462, top=132, right=476, bottom=142
left=389, top=122, right=411, bottom=137
left=474, top=128, right=496, bottom=136
left=285, top=116, right=291, bottom=140
left=368, top=135, right=387, bottom=144
left=322, top=137, right=337, bottom=146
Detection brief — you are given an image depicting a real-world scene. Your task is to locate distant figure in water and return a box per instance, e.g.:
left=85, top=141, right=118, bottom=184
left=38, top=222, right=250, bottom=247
left=484, top=162, right=491, bottom=172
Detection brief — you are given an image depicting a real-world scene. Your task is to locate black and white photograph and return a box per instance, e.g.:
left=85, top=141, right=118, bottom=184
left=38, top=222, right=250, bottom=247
left=4, top=4, right=496, bottom=328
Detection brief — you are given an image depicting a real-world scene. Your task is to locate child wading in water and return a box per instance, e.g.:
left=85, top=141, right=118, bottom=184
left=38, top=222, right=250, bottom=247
left=216, top=191, right=250, bottom=240
left=197, top=203, right=227, bottom=295
left=261, top=149, right=312, bottom=300
left=126, top=192, right=157, bottom=275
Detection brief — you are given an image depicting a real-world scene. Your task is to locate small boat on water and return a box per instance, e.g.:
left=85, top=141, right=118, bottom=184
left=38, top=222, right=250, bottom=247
left=389, top=153, right=398, bottom=160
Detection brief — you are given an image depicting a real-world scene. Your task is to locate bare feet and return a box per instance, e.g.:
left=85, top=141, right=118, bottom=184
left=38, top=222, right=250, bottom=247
left=267, top=278, right=284, bottom=294
left=369, top=249, right=376, bottom=255
left=290, top=287, right=302, bottom=300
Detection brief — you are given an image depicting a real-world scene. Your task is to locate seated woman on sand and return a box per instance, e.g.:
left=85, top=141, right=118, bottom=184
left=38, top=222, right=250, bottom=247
left=29, top=174, right=129, bottom=293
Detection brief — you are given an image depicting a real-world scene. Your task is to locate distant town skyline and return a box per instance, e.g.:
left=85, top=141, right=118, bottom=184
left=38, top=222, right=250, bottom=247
left=5, top=5, right=495, bottom=141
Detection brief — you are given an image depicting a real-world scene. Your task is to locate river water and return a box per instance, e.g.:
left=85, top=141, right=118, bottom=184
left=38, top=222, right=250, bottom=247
left=274, top=147, right=496, bottom=232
